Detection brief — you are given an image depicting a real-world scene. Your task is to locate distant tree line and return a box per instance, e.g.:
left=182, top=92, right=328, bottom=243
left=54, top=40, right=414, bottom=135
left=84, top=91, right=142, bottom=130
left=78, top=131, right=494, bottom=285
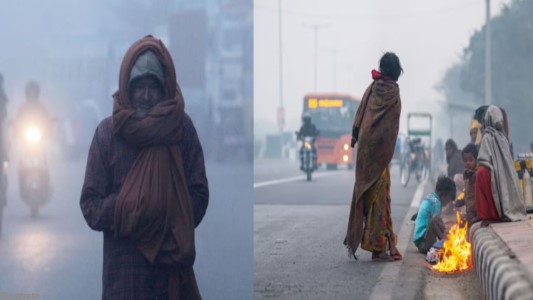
left=439, top=0, right=533, bottom=152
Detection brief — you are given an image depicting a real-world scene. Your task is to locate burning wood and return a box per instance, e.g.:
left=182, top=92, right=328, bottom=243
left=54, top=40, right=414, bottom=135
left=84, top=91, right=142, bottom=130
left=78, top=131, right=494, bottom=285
left=432, top=211, right=472, bottom=273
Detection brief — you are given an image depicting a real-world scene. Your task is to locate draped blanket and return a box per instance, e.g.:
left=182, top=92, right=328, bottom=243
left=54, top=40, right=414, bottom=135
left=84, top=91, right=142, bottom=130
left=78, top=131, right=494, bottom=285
left=345, top=78, right=401, bottom=256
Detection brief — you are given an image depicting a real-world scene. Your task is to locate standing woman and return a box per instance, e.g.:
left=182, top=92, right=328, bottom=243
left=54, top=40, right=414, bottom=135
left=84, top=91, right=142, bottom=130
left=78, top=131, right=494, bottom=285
left=344, top=52, right=403, bottom=261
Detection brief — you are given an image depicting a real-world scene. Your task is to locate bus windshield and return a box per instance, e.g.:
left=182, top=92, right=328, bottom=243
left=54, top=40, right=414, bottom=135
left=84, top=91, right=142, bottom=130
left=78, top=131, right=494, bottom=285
left=303, top=96, right=359, bottom=135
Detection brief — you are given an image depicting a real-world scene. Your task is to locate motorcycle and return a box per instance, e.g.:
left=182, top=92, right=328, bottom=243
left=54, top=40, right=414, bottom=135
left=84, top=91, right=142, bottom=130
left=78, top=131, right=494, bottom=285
left=18, top=124, right=51, bottom=217
left=295, top=131, right=316, bottom=181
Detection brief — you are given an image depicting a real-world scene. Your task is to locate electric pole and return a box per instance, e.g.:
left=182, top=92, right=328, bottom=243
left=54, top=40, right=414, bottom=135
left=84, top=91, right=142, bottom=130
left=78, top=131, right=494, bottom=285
left=485, top=0, right=492, bottom=105
left=332, top=48, right=338, bottom=91
left=303, top=22, right=330, bottom=92
left=278, top=0, right=284, bottom=133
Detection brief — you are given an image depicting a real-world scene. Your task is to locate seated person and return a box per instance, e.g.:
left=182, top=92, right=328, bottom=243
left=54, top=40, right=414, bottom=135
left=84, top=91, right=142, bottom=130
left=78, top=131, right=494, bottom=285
left=475, top=105, right=526, bottom=226
left=413, top=176, right=456, bottom=254
left=461, top=144, right=479, bottom=224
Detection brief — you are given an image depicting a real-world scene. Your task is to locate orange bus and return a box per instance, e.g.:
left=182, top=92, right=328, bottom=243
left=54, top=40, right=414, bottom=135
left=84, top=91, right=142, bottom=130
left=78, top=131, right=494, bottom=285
left=302, top=93, right=360, bottom=169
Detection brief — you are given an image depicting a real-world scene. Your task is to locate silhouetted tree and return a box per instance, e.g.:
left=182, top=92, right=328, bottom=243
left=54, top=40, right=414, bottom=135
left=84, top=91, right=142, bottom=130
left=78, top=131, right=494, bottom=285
left=439, top=0, right=533, bottom=151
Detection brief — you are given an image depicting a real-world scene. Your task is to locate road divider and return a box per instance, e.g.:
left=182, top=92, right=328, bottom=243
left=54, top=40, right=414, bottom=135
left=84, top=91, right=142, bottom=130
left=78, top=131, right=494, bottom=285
left=253, top=172, right=345, bottom=189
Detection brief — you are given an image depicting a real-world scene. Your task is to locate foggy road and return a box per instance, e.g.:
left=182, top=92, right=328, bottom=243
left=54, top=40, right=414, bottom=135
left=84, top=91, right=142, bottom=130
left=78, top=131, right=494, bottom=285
left=254, top=158, right=418, bottom=299
left=0, top=154, right=252, bottom=300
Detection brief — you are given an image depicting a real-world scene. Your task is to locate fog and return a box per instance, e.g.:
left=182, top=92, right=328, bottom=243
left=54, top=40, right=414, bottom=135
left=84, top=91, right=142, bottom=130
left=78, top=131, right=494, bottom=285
left=0, top=1, right=253, bottom=299
left=254, top=0, right=513, bottom=152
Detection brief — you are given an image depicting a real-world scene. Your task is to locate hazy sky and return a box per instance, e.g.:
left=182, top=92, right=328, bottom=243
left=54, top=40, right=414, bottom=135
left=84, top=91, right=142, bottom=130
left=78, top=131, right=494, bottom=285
left=254, top=0, right=512, bottom=138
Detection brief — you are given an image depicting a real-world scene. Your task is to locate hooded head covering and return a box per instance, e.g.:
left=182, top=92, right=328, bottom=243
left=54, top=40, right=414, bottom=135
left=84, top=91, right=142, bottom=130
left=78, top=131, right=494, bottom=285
left=114, top=35, right=179, bottom=112
left=128, top=50, right=165, bottom=89
left=112, top=35, right=184, bottom=143
left=478, top=105, right=527, bottom=222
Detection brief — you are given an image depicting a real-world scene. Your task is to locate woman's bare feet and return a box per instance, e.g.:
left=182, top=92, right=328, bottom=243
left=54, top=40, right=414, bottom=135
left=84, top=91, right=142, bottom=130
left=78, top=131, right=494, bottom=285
left=372, top=251, right=395, bottom=262
left=389, top=247, right=403, bottom=260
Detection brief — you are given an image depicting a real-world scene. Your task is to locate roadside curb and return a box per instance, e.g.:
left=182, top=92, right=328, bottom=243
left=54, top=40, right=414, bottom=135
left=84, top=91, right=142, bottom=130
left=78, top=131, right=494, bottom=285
left=470, top=222, right=533, bottom=299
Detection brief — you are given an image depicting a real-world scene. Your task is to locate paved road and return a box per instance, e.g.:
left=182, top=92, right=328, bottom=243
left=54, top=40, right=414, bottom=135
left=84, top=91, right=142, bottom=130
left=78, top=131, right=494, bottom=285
left=254, top=159, right=417, bottom=299
left=0, top=154, right=252, bottom=300
left=254, top=158, right=484, bottom=300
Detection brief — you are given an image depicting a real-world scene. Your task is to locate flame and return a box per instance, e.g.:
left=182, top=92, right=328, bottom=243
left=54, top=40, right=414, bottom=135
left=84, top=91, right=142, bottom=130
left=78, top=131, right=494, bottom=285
left=432, top=211, right=472, bottom=273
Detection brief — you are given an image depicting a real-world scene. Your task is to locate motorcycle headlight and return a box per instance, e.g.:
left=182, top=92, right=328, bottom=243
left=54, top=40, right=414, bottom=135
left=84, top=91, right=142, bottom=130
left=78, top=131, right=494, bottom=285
left=25, top=127, right=42, bottom=144
left=304, top=142, right=311, bottom=149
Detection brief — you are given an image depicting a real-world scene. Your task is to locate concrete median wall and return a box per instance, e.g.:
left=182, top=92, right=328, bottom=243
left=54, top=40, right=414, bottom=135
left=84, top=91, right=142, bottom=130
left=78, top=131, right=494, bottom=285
left=470, top=222, right=533, bottom=300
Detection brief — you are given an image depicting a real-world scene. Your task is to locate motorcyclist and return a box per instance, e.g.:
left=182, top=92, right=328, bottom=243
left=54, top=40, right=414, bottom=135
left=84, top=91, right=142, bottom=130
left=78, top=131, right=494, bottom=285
left=14, top=81, right=54, bottom=211
left=296, top=113, right=319, bottom=170
left=14, top=81, right=54, bottom=140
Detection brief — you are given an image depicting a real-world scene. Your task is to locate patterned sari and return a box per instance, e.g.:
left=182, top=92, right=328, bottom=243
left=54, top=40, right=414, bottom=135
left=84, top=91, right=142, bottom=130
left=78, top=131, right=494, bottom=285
left=361, top=167, right=396, bottom=252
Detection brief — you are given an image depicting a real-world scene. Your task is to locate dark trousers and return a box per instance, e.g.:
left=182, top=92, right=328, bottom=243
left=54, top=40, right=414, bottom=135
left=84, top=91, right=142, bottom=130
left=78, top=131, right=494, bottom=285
left=417, top=216, right=445, bottom=254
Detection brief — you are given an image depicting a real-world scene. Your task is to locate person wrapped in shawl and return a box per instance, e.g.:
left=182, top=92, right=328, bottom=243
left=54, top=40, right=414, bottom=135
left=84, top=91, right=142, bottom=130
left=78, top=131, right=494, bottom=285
left=344, top=52, right=403, bottom=262
left=475, top=105, right=526, bottom=227
left=80, top=35, right=209, bottom=299
left=445, top=139, right=464, bottom=180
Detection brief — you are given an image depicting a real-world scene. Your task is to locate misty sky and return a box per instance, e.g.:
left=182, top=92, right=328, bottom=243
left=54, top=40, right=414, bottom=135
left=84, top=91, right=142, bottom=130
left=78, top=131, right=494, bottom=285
left=254, top=0, right=512, bottom=139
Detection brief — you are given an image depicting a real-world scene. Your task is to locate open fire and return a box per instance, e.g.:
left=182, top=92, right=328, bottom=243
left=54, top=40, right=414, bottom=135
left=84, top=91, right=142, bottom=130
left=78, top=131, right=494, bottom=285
left=431, top=211, right=472, bottom=273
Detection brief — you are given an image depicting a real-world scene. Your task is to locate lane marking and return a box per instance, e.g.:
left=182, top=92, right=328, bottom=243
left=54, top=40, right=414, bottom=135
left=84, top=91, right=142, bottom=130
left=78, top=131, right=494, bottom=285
left=369, top=178, right=428, bottom=300
left=410, top=179, right=426, bottom=209
left=253, top=172, right=345, bottom=188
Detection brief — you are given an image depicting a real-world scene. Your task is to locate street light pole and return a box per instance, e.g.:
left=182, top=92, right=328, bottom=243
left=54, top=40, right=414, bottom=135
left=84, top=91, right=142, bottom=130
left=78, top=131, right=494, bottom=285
left=332, top=49, right=338, bottom=91
left=278, top=0, right=284, bottom=132
left=314, top=26, right=318, bottom=91
left=485, top=0, right=492, bottom=105
left=277, top=0, right=285, bottom=158
left=303, top=22, right=330, bottom=92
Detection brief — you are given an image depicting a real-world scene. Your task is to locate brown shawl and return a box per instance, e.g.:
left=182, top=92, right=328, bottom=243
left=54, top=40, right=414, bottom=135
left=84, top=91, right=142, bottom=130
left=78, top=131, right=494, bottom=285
left=112, top=35, right=200, bottom=299
left=345, top=79, right=401, bottom=256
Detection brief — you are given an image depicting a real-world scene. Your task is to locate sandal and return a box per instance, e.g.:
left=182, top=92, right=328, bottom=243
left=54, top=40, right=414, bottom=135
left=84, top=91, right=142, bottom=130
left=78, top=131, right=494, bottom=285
left=372, top=251, right=394, bottom=262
